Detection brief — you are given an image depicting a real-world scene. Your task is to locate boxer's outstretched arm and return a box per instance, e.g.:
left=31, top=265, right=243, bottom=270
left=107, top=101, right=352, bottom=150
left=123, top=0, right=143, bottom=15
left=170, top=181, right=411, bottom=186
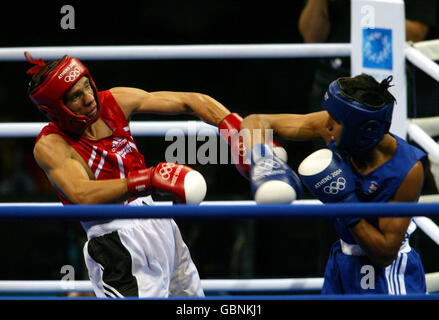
left=240, top=111, right=330, bottom=148
left=110, top=87, right=230, bottom=126
left=34, top=134, right=129, bottom=204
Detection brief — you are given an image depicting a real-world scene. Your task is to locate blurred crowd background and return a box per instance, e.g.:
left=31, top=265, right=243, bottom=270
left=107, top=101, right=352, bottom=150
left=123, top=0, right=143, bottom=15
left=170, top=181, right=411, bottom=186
left=0, top=1, right=438, bottom=286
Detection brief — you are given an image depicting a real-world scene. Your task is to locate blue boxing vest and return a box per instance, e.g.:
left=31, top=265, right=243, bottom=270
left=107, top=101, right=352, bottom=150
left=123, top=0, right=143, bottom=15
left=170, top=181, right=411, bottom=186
left=322, top=134, right=428, bottom=294
left=328, top=134, right=427, bottom=245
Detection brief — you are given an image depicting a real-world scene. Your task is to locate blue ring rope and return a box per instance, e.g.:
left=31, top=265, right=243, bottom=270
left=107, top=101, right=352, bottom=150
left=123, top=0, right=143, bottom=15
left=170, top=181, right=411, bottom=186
left=0, top=203, right=438, bottom=220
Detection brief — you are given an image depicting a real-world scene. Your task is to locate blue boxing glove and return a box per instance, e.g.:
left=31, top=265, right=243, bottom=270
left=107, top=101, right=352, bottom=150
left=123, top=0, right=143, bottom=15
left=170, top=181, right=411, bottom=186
left=298, top=148, right=361, bottom=227
left=250, top=144, right=303, bottom=204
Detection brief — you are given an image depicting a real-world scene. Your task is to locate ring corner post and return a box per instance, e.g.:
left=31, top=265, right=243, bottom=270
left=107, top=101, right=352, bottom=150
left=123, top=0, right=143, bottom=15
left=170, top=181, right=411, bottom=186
left=351, top=0, right=407, bottom=139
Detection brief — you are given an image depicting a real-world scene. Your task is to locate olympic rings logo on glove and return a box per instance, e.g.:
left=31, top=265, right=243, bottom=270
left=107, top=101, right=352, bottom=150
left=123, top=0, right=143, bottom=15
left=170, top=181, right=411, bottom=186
left=258, top=159, right=281, bottom=171
left=323, top=177, right=346, bottom=195
left=158, top=163, right=176, bottom=180
left=253, top=159, right=282, bottom=178
left=64, top=67, right=81, bottom=82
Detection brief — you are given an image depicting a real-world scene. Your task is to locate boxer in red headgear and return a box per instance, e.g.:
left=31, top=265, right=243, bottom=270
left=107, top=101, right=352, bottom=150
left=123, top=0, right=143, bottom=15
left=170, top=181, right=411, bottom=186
left=26, top=52, right=100, bottom=134
left=25, top=52, right=237, bottom=298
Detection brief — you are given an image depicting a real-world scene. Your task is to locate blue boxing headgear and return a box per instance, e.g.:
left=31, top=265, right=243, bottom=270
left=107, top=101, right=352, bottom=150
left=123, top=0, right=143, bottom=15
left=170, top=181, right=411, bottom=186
left=322, top=77, right=394, bottom=154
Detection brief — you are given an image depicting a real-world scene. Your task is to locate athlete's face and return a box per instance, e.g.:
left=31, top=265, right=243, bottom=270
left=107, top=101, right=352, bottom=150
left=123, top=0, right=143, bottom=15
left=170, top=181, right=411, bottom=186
left=325, top=113, right=343, bottom=144
left=64, top=76, right=98, bottom=119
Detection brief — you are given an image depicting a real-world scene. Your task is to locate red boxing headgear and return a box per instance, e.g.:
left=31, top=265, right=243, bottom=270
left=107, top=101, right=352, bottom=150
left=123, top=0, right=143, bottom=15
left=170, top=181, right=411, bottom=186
left=25, top=52, right=100, bottom=134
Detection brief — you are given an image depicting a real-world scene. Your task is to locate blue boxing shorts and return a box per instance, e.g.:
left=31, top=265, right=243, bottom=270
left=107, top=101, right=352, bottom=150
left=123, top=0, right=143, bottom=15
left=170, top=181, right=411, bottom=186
left=321, top=240, right=427, bottom=294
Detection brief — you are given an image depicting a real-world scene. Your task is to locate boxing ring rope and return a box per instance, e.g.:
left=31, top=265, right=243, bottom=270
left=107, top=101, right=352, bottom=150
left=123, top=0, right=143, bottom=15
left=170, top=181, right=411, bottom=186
left=2, top=202, right=439, bottom=220
left=0, top=278, right=325, bottom=294
left=2, top=274, right=438, bottom=294
left=3, top=120, right=439, bottom=161
left=0, top=199, right=439, bottom=245
left=412, top=39, right=439, bottom=61
left=405, top=45, right=439, bottom=83
left=406, top=40, right=439, bottom=136
left=0, top=121, right=217, bottom=138
left=1, top=41, right=439, bottom=296
left=0, top=43, right=351, bottom=61
left=407, top=123, right=439, bottom=162
left=0, top=202, right=439, bottom=220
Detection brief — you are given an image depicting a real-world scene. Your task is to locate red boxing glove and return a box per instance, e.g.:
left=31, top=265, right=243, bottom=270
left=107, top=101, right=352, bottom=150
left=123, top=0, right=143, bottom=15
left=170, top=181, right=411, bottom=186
left=219, top=113, right=288, bottom=179
left=219, top=113, right=250, bottom=178
left=127, top=162, right=207, bottom=204
left=219, top=113, right=243, bottom=144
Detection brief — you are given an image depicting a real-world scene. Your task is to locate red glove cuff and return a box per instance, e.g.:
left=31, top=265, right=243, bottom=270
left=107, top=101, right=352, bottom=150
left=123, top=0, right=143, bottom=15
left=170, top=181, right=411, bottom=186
left=127, top=168, right=153, bottom=196
left=218, top=113, right=243, bottom=144
left=272, top=139, right=281, bottom=147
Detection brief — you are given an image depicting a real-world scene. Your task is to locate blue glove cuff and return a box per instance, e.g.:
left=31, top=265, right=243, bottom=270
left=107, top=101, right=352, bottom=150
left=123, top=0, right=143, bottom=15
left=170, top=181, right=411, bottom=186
left=338, top=193, right=361, bottom=227
left=339, top=217, right=361, bottom=228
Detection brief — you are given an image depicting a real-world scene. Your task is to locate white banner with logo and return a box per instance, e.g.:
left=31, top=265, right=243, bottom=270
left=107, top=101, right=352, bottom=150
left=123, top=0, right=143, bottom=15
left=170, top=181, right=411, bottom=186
left=351, top=0, right=407, bottom=138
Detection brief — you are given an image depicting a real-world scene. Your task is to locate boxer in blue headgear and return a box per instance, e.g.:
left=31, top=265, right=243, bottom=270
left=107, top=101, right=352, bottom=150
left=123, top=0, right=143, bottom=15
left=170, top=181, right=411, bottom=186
left=322, top=75, right=395, bottom=154
left=240, top=73, right=428, bottom=295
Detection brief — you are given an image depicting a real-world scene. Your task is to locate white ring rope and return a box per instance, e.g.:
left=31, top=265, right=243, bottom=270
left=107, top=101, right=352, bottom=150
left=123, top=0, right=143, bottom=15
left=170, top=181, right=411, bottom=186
left=0, top=39, right=433, bottom=62
left=405, top=45, right=439, bottom=83
left=413, top=39, right=439, bottom=61
left=412, top=217, right=439, bottom=246
left=407, top=123, right=439, bottom=164
left=0, top=278, right=325, bottom=294
left=1, top=274, right=439, bottom=293
left=0, top=121, right=217, bottom=138
left=408, top=117, right=439, bottom=138
left=0, top=40, right=433, bottom=62
left=0, top=44, right=351, bottom=61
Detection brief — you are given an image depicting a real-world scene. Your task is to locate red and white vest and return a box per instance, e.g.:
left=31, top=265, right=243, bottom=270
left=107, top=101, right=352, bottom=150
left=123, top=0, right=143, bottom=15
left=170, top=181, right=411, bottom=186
left=36, top=90, right=147, bottom=205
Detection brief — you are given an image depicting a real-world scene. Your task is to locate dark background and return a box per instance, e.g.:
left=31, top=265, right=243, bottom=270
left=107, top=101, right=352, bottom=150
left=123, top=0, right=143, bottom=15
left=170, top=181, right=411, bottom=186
left=0, top=1, right=438, bottom=287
